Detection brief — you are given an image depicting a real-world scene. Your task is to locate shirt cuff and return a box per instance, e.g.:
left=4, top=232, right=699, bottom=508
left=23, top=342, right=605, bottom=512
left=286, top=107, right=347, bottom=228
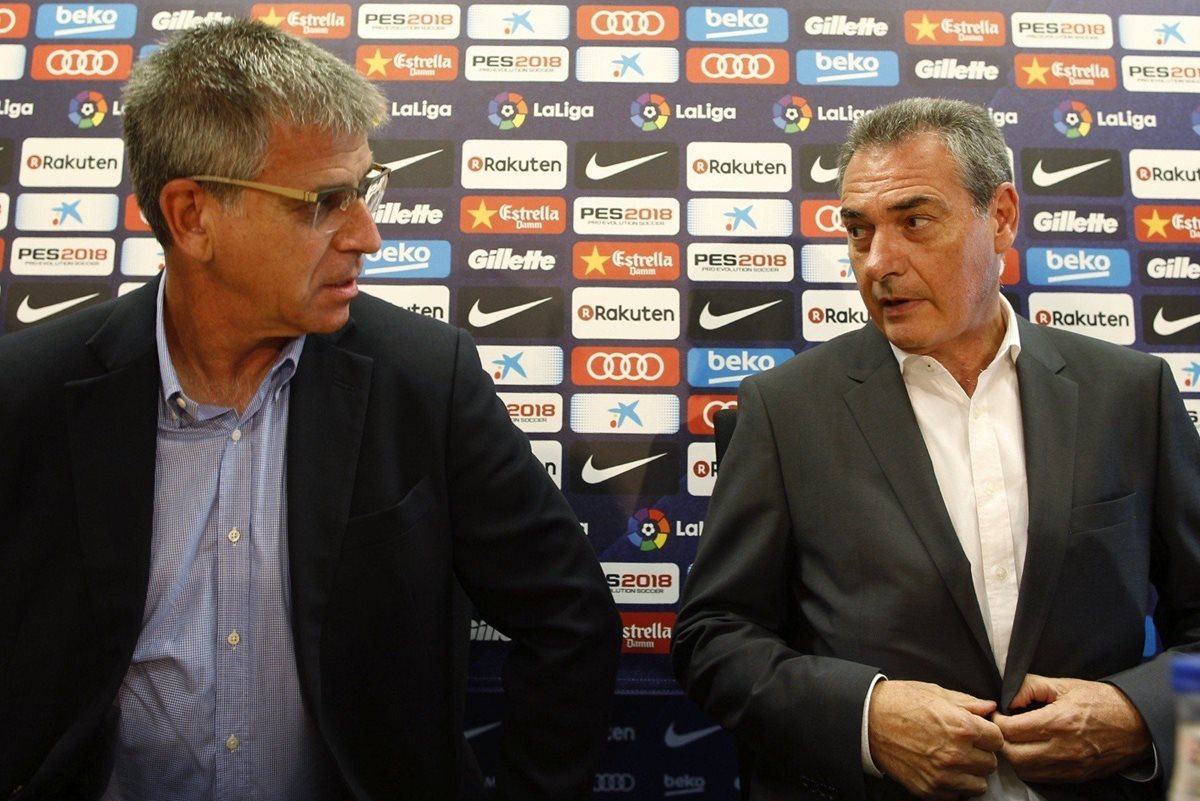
left=861, top=674, right=887, bottom=778
left=1120, top=744, right=1159, bottom=782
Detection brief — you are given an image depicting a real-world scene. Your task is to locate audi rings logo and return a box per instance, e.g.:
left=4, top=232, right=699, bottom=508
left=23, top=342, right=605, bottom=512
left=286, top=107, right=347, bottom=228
left=33, top=46, right=133, bottom=80
left=588, top=351, right=666, bottom=382
left=0, top=8, right=19, bottom=36
left=592, top=773, right=637, bottom=793
left=591, top=10, right=665, bottom=37
left=701, top=398, right=736, bottom=429
left=702, top=52, right=775, bottom=79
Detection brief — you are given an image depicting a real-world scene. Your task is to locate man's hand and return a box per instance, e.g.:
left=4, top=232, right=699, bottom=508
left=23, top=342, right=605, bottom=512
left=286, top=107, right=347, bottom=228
left=868, top=680, right=1003, bottom=800
left=992, top=674, right=1152, bottom=783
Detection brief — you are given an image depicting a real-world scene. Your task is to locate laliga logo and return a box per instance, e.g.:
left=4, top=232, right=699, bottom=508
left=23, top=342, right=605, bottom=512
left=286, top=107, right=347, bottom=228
left=627, top=508, right=670, bottom=551
left=1054, top=100, right=1092, bottom=139
left=68, top=90, right=107, bottom=129
left=773, top=95, right=812, bottom=133
left=591, top=9, right=666, bottom=36
left=488, top=91, right=527, bottom=130
left=700, top=52, right=776, bottom=80
left=631, top=92, right=670, bottom=131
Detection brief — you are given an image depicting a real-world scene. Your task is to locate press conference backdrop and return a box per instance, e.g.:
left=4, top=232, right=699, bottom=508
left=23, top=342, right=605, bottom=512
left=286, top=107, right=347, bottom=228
left=3, top=0, right=1200, bottom=796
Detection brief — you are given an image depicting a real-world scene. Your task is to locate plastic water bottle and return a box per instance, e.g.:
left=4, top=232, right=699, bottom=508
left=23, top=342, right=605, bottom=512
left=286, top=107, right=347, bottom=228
left=1170, top=654, right=1200, bottom=801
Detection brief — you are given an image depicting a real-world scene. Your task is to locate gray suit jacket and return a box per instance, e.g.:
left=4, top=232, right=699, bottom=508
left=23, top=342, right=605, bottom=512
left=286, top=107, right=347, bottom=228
left=673, top=318, right=1200, bottom=801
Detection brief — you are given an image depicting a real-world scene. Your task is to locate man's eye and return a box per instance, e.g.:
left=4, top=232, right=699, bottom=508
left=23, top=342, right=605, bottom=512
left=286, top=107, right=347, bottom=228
left=320, top=189, right=354, bottom=213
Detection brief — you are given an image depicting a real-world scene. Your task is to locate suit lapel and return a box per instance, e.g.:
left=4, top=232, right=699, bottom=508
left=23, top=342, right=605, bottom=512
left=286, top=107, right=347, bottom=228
left=68, top=280, right=160, bottom=658
left=841, top=327, right=997, bottom=675
left=1002, top=319, right=1077, bottom=705
left=285, top=328, right=373, bottom=712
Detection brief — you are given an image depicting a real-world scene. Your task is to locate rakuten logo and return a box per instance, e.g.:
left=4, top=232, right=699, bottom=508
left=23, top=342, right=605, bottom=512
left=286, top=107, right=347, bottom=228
left=20, top=137, right=122, bottom=187
left=802, top=289, right=869, bottom=341
left=1028, top=292, right=1135, bottom=344
left=460, top=139, right=567, bottom=190
left=1130, top=150, right=1200, bottom=200
left=686, top=141, right=791, bottom=193
left=358, top=284, right=449, bottom=321
left=572, top=287, right=679, bottom=340
left=687, top=442, right=718, bottom=496
left=529, top=439, right=562, bottom=487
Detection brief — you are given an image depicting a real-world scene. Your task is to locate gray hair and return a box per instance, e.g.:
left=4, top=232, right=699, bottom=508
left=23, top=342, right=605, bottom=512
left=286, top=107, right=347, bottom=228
left=121, top=18, right=387, bottom=246
left=836, top=97, right=1011, bottom=215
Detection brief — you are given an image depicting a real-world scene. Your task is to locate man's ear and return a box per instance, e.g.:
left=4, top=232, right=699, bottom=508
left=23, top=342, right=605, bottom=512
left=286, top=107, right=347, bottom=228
left=159, top=179, right=216, bottom=261
left=992, top=182, right=1019, bottom=254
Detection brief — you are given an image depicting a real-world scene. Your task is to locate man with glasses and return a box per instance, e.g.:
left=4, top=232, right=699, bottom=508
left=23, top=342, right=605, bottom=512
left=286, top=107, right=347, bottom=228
left=0, top=19, right=619, bottom=801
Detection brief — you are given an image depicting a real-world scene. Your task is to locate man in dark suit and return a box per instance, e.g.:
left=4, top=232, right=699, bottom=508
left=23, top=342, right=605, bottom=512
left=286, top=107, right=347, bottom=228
left=0, top=20, right=619, bottom=801
left=673, top=98, right=1200, bottom=800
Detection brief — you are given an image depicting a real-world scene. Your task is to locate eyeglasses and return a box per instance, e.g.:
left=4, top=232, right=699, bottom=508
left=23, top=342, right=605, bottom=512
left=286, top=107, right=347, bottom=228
left=189, top=163, right=390, bottom=233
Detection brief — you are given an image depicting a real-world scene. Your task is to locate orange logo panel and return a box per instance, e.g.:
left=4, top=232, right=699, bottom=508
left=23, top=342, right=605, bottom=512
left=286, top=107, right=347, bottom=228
left=571, top=346, right=680, bottom=387
left=685, top=48, right=789, bottom=85
left=357, top=45, right=458, bottom=81
left=577, top=5, right=679, bottom=41
left=905, top=10, right=1006, bottom=46
left=799, top=199, right=845, bottom=239
left=572, top=241, right=680, bottom=281
left=1135, top=205, right=1200, bottom=243
left=0, top=4, right=31, bottom=39
left=251, top=4, right=351, bottom=38
left=31, top=45, right=133, bottom=80
left=460, top=196, right=567, bottom=235
left=1014, top=53, right=1117, bottom=90
left=686, top=395, right=738, bottom=435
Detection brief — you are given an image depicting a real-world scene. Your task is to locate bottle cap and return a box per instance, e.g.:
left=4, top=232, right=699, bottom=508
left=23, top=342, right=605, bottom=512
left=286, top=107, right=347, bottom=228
left=1173, top=654, right=1200, bottom=692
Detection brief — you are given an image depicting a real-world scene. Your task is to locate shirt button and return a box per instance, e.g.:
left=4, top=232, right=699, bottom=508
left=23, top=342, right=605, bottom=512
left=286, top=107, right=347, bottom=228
left=993, top=565, right=1008, bottom=581
left=227, top=630, right=241, bottom=648
left=227, top=528, right=241, bottom=544
left=225, top=734, right=240, bottom=751
left=231, top=428, right=242, bottom=442
left=175, top=397, right=187, bottom=410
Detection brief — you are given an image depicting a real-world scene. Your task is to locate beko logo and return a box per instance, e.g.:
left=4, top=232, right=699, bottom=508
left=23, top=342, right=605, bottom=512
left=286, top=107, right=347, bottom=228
left=687, top=347, right=793, bottom=388
left=36, top=4, right=137, bottom=40
left=361, top=240, right=450, bottom=279
left=686, top=141, right=791, bottom=193
left=803, top=15, right=888, bottom=37
left=1026, top=248, right=1130, bottom=287
left=685, top=7, right=789, bottom=43
left=797, top=49, right=899, bottom=86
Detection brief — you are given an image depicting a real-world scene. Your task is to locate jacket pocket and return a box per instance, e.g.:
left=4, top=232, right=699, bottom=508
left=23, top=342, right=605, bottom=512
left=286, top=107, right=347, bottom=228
left=342, top=478, right=434, bottom=551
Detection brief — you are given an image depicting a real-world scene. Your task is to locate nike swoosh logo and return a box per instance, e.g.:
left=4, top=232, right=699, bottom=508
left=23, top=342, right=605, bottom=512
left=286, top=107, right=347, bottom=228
left=383, top=149, right=444, bottom=171
left=664, top=722, right=723, bottom=748
left=464, top=722, right=502, bottom=740
left=467, top=297, right=552, bottom=328
left=809, top=156, right=838, bottom=184
left=16, top=292, right=100, bottom=324
left=699, top=300, right=782, bottom=330
left=585, top=150, right=668, bottom=181
left=1152, top=308, right=1200, bottom=337
left=1031, top=157, right=1111, bottom=188
left=580, top=453, right=667, bottom=484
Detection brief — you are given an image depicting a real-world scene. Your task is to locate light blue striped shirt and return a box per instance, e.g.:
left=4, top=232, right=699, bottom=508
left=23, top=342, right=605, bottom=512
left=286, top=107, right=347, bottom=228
left=102, top=279, right=343, bottom=800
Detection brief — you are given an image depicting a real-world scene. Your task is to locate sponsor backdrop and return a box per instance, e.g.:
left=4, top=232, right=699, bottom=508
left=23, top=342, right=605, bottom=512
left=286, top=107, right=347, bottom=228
left=2, top=0, right=1198, bottom=795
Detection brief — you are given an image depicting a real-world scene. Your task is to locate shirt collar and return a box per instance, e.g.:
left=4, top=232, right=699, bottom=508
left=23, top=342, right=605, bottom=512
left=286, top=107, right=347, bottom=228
left=889, top=294, right=1022, bottom=375
left=155, top=273, right=306, bottom=421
